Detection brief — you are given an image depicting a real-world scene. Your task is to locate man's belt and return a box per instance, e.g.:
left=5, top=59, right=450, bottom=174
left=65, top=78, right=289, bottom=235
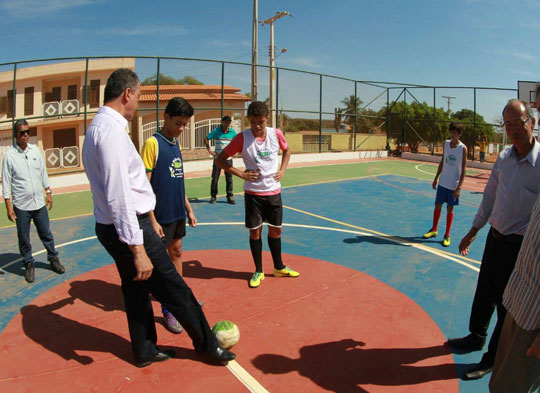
left=491, top=227, right=524, bottom=243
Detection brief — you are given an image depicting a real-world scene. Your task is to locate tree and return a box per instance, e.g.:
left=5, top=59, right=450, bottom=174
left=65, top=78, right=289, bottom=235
left=334, top=107, right=343, bottom=132
left=141, top=73, right=204, bottom=86
left=341, top=95, right=363, bottom=129
left=452, top=109, right=496, bottom=158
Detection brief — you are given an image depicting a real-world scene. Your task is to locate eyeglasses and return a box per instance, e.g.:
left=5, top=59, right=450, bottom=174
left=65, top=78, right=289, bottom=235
left=503, top=117, right=531, bottom=129
left=18, top=130, right=30, bottom=136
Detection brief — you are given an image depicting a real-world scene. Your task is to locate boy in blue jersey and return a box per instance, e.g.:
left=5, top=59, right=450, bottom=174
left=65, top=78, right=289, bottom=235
left=141, top=97, right=197, bottom=334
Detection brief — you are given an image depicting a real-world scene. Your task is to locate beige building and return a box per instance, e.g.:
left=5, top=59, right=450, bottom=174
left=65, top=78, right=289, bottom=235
left=0, top=58, right=250, bottom=172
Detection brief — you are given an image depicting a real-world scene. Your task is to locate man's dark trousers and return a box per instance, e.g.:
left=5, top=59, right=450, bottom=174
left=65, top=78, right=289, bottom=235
left=211, top=158, right=233, bottom=198
left=14, top=205, right=58, bottom=266
left=95, top=215, right=218, bottom=363
left=468, top=227, right=523, bottom=364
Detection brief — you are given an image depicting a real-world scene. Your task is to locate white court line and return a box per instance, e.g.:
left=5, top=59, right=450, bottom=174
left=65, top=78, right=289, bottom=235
left=415, top=164, right=437, bottom=176
left=227, top=360, right=270, bottom=393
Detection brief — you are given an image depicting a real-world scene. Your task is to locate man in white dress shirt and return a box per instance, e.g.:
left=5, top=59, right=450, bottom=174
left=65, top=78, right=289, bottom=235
left=82, top=68, right=235, bottom=367
left=447, top=99, right=540, bottom=380
left=2, top=119, right=65, bottom=283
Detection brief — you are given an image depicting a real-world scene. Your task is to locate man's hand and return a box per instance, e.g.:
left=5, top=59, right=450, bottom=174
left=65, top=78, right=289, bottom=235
left=432, top=180, right=437, bottom=190
left=273, top=169, right=285, bottom=182
left=242, top=169, right=260, bottom=181
left=6, top=208, right=16, bottom=222
left=527, top=332, right=540, bottom=359
left=130, top=245, right=153, bottom=281
left=453, top=188, right=461, bottom=198
left=187, top=210, right=197, bottom=227
left=459, top=229, right=478, bottom=256
left=152, top=221, right=164, bottom=238
left=209, top=150, right=217, bottom=157
left=46, top=194, right=53, bottom=210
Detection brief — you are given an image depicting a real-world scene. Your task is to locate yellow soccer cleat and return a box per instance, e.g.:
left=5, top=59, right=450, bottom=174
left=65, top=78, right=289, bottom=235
left=273, top=266, right=300, bottom=277
left=423, top=229, right=438, bottom=239
left=249, top=272, right=265, bottom=288
left=443, top=236, right=451, bottom=247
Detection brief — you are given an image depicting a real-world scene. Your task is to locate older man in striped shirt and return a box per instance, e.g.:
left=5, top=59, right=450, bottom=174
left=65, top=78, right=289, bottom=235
left=489, top=194, right=540, bottom=392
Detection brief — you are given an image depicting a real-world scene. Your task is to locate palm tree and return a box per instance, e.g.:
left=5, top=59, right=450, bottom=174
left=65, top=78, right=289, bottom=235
left=341, top=95, right=363, bottom=129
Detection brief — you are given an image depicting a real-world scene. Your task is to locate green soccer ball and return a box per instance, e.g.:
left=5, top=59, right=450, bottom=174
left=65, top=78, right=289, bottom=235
left=212, top=320, right=240, bottom=349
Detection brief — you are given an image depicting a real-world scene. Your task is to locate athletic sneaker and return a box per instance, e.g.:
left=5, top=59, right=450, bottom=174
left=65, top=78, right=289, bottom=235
left=423, top=229, right=438, bottom=239
left=209, top=197, right=217, bottom=204
left=163, top=312, right=183, bottom=334
left=443, top=236, right=451, bottom=247
left=249, top=272, right=265, bottom=288
left=273, top=266, right=300, bottom=277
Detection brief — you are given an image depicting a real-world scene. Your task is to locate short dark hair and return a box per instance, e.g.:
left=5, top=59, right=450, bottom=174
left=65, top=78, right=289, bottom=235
left=449, top=122, right=463, bottom=134
left=247, top=101, right=269, bottom=117
left=222, top=115, right=232, bottom=122
left=104, top=68, right=139, bottom=104
left=165, top=97, right=194, bottom=118
left=13, top=119, right=28, bottom=136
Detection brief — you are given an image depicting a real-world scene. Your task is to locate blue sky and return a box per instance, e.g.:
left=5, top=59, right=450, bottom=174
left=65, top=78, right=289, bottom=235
left=2, top=0, right=539, bottom=123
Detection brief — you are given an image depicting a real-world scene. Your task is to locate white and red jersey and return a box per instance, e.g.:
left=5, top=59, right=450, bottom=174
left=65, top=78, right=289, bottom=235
left=222, top=127, right=288, bottom=196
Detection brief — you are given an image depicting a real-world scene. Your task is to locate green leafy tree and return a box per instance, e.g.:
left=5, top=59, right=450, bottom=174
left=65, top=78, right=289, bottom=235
left=334, top=107, right=343, bottom=132
left=141, top=73, right=204, bottom=86
left=452, top=109, right=496, bottom=158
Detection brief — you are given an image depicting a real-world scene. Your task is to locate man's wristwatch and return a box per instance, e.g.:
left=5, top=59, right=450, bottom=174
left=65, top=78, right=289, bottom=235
left=46, top=189, right=52, bottom=194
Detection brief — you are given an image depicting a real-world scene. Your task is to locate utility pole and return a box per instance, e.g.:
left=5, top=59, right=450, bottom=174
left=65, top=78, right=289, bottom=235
left=262, top=11, right=290, bottom=127
left=441, top=95, right=456, bottom=113
left=251, top=0, right=258, bottom=101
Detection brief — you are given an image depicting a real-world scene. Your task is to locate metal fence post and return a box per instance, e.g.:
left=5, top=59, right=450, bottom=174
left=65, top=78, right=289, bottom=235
left=156, top=58, right=160, bottom=127
left=432, top=87, right=436, bottom=155
left=221, top=61, right=225, bottom=119
left=354, top=81, right=357, bottom=151
left=84, top=58, right=89, bottom=134
left=319, top=74, right=323, bottom=153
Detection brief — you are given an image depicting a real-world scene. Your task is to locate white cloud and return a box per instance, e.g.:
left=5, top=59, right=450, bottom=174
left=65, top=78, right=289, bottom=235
left=68, top=25, right=187, bottom=37
left=284, top=56, right=321, bottom=69
left=1, top=0, right=98, bottom=15
left=507, top=68, right=539, bottom=78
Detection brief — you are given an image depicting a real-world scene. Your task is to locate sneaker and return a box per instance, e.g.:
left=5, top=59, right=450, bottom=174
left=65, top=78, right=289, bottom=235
left=443, top=236, right=451, bottom=247
left=209, top=197, right=217, bottom=204
left=163, top=312, right=183, bottom=334
left=423, top=229, right=438, bottom=239
left=273, top=266, right=300, bottom=277
left=25, top=263, right=35, bottom=283
left=227, top=196, right=236, bottom=205
left=249, top=272, right=265, bottom=288
left=49, top=256, right=65, bottom=274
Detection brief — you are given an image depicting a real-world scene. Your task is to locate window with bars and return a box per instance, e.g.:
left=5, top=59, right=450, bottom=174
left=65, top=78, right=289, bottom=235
left=90, top=80, right=100, bottom=108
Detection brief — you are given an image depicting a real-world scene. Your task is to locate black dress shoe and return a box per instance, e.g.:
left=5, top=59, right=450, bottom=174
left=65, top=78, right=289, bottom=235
left=227, top=196, right=236, bottom=205
left=136, top=349, right=175, bottom=368
left=25, top=263, right=35, bottom=283
left=446, top=333, right=485, bottom=352
left=203, top=346, right=236, bottom=362
left=463, top=360, right=493, bottom=380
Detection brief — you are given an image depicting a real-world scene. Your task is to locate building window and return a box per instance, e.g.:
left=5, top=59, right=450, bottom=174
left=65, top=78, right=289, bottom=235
left=24, top=87, right=34, bottom=116
left=68, top=85, right=78, bottom=100
left=45, top=86, right=61, bottom=103
left=89, top=80, right=100, bottom=108
left=7, top=89, right=15, bottom=118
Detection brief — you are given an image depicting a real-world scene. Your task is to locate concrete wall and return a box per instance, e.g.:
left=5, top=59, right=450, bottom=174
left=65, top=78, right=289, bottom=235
left=286, top=132, right=387, bottom=153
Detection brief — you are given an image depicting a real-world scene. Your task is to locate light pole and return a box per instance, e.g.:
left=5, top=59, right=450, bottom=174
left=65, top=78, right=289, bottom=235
left=442, top=95, right=456, bottom=113
left=262, top=11, right=291, bottom=127
left=251, top=0, right=258, bottom=101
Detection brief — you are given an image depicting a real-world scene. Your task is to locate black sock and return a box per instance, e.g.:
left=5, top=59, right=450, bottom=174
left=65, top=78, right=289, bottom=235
left=249, top=238, right=263, bottom=272
left=268, top=236, right=285, bottom=270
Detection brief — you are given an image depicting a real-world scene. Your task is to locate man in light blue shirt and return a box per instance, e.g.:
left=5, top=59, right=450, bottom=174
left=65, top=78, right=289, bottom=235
left=447, top=99, right=540, bottom=380
left=2, top=119, right=65, bottom=283
left=204, top=116, right=237, bottom=204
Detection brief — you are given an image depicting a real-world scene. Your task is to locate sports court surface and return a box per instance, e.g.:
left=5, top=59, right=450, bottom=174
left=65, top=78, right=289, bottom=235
left=0, top=159, right=497, bottom=392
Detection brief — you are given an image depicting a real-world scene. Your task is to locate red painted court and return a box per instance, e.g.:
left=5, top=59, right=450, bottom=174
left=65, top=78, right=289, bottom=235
left=0, top=250, right=458, bottom=392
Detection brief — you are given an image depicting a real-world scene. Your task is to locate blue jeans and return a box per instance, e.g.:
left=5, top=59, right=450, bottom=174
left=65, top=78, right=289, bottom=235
left=14, top=205, right=58, bottom=266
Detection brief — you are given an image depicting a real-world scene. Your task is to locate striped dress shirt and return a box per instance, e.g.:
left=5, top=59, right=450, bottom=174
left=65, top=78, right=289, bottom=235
left=503, top=194, right=540, bottom=330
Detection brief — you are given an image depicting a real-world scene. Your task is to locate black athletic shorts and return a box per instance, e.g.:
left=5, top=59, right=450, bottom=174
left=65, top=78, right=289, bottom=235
left=244, top=193, right=283, bottom=229
left=161, top=219, right=186, bottom=248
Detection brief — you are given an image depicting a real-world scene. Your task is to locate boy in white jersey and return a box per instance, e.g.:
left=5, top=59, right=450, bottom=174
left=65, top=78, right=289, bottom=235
left=216, top=101, right=299, bottom=288
left=423, top=122, right=467, bottom=247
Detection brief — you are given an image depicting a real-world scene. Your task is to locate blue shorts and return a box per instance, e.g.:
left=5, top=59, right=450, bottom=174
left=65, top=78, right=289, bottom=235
left=435, top=185, right=459, bottom=206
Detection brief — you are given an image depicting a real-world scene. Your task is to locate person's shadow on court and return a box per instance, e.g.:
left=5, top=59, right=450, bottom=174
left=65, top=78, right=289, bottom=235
left=182, top=259, right=252, bottom=281
left=68, top=279, right=125, bottom=312
left=252, top=339, right=458, bottom=392
left=21, top=296, right=132, bottom=365
left=0, top=252, right=51, bottom=277
left=343, top=236, right=411, bottom=247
